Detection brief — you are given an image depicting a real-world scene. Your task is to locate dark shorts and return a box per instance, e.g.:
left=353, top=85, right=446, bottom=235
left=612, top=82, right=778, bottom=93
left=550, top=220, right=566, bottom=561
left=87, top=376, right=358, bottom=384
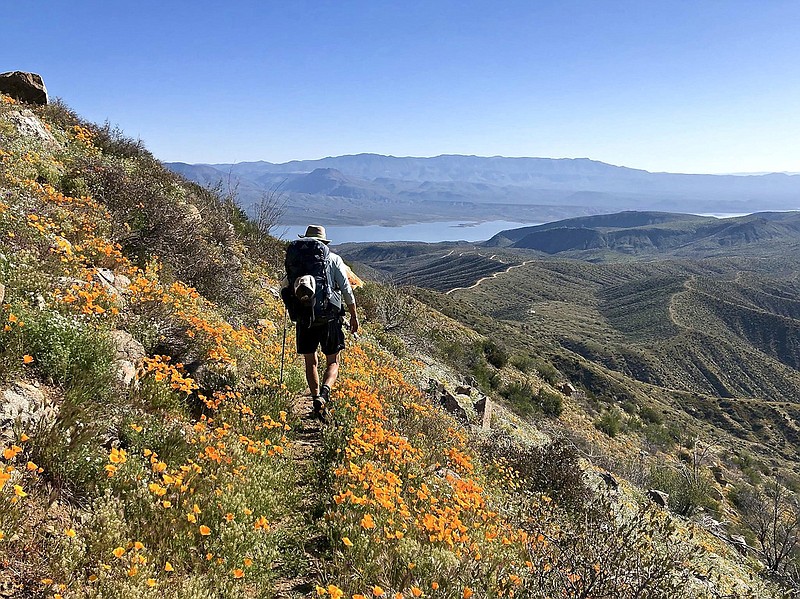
left=296, top=317, right=345, bottom=355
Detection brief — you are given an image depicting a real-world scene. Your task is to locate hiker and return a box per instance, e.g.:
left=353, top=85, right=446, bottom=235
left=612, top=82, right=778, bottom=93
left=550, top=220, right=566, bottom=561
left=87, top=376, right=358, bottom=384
left=282, top=225, right=359, bottom=419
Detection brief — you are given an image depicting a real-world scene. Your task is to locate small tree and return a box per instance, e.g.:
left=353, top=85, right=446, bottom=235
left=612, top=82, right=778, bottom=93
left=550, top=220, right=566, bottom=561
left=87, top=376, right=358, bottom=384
left=739, top=481, right=800, bottom=578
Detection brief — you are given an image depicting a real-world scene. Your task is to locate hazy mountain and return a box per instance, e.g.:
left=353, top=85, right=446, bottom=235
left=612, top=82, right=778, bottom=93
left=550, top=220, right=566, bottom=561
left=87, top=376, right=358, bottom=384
left=486, top=211, right=800, bottom=257
left=165, top=155, right=800, bottom=225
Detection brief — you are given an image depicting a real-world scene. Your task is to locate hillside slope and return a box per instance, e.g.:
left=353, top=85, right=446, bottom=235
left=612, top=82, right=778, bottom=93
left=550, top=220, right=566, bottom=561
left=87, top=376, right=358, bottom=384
left=1, top=95, right=795, bottom=597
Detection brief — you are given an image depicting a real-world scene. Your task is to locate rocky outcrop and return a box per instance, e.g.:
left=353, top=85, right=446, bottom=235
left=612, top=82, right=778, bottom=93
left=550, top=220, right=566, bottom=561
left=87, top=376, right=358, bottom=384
left=647, top=489, right=670, bottom=508
left=1, top=381, right=55, bottom=439
left=4, top=109, right=57, bottom=146
left=440, top=388, right=468, bottom=422
left=0, top=71, right=48, bottom=105
left=109, top=330, right=146, bottom=386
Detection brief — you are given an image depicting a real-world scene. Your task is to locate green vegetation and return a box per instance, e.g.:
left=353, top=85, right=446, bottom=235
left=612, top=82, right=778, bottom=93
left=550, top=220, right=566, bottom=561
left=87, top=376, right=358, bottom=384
left=1, top=93, right=796, bottom=596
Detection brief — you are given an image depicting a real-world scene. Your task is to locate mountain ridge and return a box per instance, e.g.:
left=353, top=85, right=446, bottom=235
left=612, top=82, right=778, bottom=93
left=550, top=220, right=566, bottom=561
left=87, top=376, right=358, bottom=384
left=166, top=155, right=800, bottom=226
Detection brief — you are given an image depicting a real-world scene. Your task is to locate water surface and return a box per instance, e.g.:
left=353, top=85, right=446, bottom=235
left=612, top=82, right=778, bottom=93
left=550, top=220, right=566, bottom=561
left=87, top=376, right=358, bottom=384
left=279, top=220, right=536, bottom=244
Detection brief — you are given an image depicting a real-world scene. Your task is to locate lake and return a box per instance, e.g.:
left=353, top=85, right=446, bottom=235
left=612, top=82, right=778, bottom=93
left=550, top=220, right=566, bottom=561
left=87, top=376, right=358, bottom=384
left=278, top=220, right=537, bottom=244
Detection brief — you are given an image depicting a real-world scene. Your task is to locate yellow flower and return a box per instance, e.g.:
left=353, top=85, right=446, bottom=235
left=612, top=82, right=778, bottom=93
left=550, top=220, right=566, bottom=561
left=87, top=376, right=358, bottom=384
left=342, top=537, right=353, bottom=547
left=112, top=547, right=125, bottom=558
left=13, top=485, right=26, bottom=497
left=243, top=558, right=253, bottom=567
left=134, top=541, right=144, bottom=550
left=63, top=528, right=76, bottom=538
left=411, top=588, right=423, bottom=597
left=199, top=525, right=211, bottom=536
left=373, top=587, right=385, bottom=597
left=463, top=588, right=473, bottom=599
left=22, top=354, right=34, bottom=364
left=360, top=513, right=375, bottom=529
left=232, top=569, right=244, bottom=579
left=146, top=578, right=157, bottom=587
left=164, top=562, right=174, bottom=572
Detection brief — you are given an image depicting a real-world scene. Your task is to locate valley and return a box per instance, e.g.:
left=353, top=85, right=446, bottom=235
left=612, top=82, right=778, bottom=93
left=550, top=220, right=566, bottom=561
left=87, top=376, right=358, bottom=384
left=339, top=212, right=800, bottom=470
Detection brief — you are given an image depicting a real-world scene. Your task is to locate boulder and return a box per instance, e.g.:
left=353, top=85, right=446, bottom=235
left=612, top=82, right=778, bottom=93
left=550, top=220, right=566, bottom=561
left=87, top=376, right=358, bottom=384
left=440, top=389, right=468, bottom=422
left=114, top=273, right=131, bottom=293
left=5, top=109, right=57, bottom=146
left=729, top=535, right=748, bottom=553
left=1, top=381, right=54, bottom=438
left=599, top=471, right=619, bottom=490
left=557, top=382, right=576, bottom=396
left=114, top=360, right=137, bottom=387
left=109, top=330, right=146, bottom=363
left=0, top=71, right=48, bottom=105
left=455, top=385, right=472, bottom=396
left=647, top=489, right=670, bottom=508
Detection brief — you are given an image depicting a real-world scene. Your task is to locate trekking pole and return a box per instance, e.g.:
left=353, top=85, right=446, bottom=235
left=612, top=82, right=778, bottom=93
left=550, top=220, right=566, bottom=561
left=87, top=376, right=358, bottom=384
left=279, top=308, right=287, bottom=387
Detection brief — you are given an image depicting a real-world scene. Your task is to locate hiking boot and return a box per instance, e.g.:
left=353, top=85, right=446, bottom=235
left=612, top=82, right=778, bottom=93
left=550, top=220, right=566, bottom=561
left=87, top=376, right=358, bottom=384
left=320, top=385, right=331, bottom=403
left=312, top=396, right=326, bottom=421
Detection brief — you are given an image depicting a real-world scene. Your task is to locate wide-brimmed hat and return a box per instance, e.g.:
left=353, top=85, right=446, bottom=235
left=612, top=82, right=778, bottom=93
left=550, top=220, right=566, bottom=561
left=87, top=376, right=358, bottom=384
left=298, top=224, right=330, bottom=244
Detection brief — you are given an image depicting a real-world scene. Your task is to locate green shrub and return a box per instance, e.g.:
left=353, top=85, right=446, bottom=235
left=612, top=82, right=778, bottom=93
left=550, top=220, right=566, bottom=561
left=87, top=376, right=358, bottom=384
left=536, top=387, right=564, bottom=417
left=649, top=465, right=718, bottom=517
left=22, top=310, right=114, bottom=394
left=482, top=338, right=508, bottom=368
left=479, top=435, right=590, bottom=510
left=639, top=404, right=663, bottom=425
left=595, top=407, right=624, bottom=437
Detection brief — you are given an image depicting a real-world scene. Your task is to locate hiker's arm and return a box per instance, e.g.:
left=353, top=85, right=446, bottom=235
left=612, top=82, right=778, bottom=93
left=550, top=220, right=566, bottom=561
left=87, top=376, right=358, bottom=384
left=346, top=301, right=359, bottom=334
left=330, top=255, right=358, bottom=333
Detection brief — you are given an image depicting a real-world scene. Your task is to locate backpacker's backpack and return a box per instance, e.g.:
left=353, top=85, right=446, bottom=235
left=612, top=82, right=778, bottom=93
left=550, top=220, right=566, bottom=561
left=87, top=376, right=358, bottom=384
left=284, top=239, right=341, bottom=326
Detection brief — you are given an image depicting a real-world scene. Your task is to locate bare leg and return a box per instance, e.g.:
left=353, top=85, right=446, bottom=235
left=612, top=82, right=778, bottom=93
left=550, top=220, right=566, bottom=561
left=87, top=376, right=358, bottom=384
left=303, top=352, right=319, bottom=396
left=322, top=352, right=340, bottom=391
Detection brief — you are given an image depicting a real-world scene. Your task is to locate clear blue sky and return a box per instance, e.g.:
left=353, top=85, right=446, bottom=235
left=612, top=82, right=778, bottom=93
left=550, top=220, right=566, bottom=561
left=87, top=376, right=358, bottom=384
left=4, top=1, right=800, bottom=173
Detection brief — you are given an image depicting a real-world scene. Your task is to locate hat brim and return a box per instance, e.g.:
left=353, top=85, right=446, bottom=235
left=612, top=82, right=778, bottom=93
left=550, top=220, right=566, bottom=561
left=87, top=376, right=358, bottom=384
left=298, top=234, right=331, bottom=244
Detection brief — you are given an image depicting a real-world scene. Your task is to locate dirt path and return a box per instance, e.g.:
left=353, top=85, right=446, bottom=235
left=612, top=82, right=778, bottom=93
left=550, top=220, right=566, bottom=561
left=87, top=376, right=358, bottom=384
left=445, top=259, right=536, bottom=295
left=271, top=393, right=327, bottom=598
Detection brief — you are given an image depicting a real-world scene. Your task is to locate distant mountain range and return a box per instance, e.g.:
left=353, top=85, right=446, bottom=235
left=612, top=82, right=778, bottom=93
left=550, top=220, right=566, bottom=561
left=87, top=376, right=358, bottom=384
left=165, top=154, right=800, bottom=226
left=486, top=210, right=800, bottom=257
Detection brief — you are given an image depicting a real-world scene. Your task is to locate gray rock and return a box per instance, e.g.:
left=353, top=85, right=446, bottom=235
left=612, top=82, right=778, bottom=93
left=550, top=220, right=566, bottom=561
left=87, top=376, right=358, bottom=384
left=4, top=109, right=57, bottom=146
left=113, top=360, right=137, bottom=386
left=729, top=535, right=748, bottom=552
left=600, top=472, right=619, bottom=490
left=114, top=274, right=131, bottom=293
left=1, top=381, right=53, bottom=437
left=0, top=71, right=48, bottom=104
left=440, top=389, right=468, bottom=422
left=0, top=282, right=4, bottom=304
left=558, top=382, right=576, bottom=396
left=647, top=489, right=670, bottom=508
left=109, top=330, right=146, bottom=363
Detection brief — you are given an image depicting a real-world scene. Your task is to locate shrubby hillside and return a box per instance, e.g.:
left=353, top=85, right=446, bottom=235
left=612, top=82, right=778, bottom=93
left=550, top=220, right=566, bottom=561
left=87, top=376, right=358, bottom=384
left=0, top=94, right=796, bottom=598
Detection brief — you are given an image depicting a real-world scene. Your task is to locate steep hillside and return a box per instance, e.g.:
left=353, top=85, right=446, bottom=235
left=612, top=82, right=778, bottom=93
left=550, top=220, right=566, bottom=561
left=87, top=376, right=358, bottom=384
left=1, top=94, right=796, bottom=598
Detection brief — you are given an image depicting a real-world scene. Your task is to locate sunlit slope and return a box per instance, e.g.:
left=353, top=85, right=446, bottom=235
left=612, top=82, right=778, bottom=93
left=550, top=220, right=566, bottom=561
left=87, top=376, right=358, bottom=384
left=451, top=256, right=800, bottom=398
left=337, top=242, right=519, bottom=292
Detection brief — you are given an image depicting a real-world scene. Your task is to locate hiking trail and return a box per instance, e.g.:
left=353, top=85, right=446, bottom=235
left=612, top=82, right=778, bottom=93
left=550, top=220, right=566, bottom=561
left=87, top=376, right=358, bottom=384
left=445, top=259, right=536, bottom=294
left=272, top=393, right=328, bottom=598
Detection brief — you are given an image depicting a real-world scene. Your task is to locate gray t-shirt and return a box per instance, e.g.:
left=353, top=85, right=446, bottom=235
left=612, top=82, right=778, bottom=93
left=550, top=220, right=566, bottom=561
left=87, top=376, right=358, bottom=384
left=327, top=251, right=356, bottom=309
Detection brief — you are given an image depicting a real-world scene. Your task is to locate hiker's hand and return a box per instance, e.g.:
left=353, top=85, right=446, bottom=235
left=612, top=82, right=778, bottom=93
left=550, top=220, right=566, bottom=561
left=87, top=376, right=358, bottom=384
left=349, top=314, right=359, bottom=334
